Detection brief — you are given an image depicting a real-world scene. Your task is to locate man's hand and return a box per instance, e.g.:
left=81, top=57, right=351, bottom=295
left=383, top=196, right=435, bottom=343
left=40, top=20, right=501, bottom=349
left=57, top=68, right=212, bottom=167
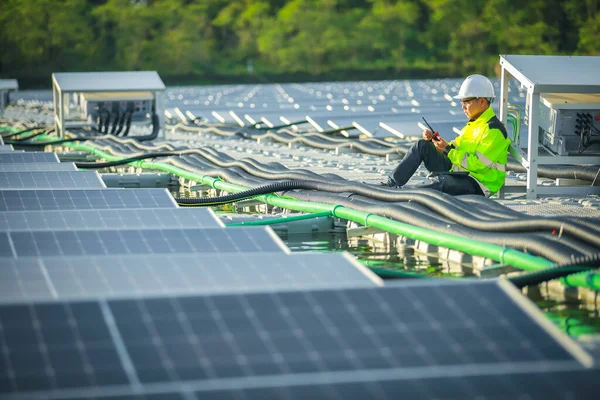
left=433, top=136, right=449, bottom=152
left=423, top=129, right=448, bottom=152
left=423, top=129, right=436, bottom=141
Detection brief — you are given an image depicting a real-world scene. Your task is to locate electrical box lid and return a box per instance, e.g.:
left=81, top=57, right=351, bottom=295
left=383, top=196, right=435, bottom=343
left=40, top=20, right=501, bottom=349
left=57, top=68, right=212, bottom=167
left=500, top=55, right=600, bottom=92
left=540, top=93, right=600, bottom=110
left=52, top=71, right=165, bottom=92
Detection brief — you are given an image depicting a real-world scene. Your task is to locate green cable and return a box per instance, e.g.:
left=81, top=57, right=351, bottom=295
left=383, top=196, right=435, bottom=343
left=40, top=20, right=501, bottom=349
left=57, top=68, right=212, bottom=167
left=226, top=211, right=332, bottom=227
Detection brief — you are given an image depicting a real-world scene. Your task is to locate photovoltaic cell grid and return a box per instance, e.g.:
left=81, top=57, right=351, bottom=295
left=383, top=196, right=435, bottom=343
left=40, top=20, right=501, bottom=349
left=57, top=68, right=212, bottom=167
left=0, top=301, right=129, bottom=394
left=1, top=227, right=286, bottom=258
left=0, top=189, right=176, bottom=211
left=0, top=280, right=591, bottom=399
left=0, top=162, right=77, bottom=172
left=0, top=208, right=223, bottom=231
left=0, top=152, right=59, bottom=163
left=0, top=253, right=376, bottom=302
left=0, top=171, right=105, bottom=189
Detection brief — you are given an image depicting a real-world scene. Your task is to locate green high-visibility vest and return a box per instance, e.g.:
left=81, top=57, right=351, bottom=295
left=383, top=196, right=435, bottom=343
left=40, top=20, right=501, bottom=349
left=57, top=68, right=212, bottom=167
left=447, top=107, right=512, bottom=196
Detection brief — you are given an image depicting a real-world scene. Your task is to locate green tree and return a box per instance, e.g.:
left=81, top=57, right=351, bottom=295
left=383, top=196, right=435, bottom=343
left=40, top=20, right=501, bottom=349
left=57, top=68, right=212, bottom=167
left=0, top=0, right=98, bottom=77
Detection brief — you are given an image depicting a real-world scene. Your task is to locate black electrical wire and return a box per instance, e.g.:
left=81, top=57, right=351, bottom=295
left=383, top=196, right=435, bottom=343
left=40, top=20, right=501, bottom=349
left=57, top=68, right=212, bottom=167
left=110, top=110, right=121, bottom=135
left=173, top=180, right=324, bottom=206
left=134, top=113, right=159, bottom=141
left=74, top=151, right=178, bottom=169
left=4, top=129, right=51, bottom=144
left=99, top=108, right=110, bottom=133
left=251, top=119, right=309, bottom=131
left=508, top=253, right=600, bottom=288
left=118, top=110, right=132, bottom=136
left=0, top=126, right=42, bottom=139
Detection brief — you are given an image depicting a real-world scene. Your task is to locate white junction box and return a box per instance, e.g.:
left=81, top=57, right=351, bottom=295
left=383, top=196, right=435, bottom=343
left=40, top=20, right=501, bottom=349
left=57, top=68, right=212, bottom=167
left=52, top=71, right=165, bottom=137
left=81, top=92, right=154, bottom=122
left=538, top=93, right=600, bottom=155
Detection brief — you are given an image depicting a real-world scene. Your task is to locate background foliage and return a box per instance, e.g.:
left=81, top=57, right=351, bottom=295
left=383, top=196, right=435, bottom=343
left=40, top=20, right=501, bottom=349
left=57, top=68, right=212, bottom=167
left=1, top=0, right=598, bottom=87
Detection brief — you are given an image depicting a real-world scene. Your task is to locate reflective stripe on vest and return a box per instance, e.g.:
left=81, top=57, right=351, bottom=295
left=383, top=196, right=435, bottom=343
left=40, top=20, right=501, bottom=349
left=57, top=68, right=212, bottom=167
left=461, top=153, right=469, bottom=169
left=475, top=150, right=506, bottom=172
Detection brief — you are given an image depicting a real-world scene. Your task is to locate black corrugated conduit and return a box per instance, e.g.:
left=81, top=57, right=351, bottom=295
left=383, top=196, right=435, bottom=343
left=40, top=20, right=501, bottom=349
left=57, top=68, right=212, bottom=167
left=166, top=174, right=600, bottom=250
left=509, top=253, right=600, bottom=288
left=286, top=189, right=595, bottom=263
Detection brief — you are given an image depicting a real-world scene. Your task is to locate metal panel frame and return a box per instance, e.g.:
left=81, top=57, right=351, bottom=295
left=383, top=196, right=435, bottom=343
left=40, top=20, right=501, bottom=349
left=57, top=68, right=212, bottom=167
left=51, top=71, right=165, bottom=138
left=499, top=55, right=600, bottom=199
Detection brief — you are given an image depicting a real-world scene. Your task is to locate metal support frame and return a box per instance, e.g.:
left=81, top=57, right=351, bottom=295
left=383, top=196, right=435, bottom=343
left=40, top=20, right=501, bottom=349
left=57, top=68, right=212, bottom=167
left=52, top=71, right=165, bottom=138
left=0, top=79, right=18, bottom=114
left=498, top=55, right=600, bottom=199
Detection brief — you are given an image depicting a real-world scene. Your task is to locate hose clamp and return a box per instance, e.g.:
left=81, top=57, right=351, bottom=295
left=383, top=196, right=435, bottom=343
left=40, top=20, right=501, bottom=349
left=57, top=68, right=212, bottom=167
left=498, top=247, right=507, bottom=265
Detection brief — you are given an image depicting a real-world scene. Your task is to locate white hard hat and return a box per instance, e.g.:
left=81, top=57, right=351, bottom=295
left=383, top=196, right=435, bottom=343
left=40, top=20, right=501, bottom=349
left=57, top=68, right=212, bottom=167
left=453, top=74, right=495, bottom=101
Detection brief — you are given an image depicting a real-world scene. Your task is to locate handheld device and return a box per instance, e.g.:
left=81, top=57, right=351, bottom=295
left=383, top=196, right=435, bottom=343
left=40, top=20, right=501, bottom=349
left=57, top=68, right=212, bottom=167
left=422, top=117, right=440, bottom=141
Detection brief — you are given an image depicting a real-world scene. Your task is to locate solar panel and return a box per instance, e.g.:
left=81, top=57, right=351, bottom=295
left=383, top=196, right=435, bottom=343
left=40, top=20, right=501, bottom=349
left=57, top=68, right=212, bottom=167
left=0, top=144, right=15, bottom=152
left=0, top=162, right=77, bottom=172
left=0, top=280, right=594, bottom=399
left=0, top=189, right=177, bottom=211
left=0, top=208, right=223, bottom=231
left=0, top=253, right=379, bottom=302
left=0, top=171, right=106, bottom=189
left=0, top=152, right=60, bottom=163
left=3, top=227, right=288, bottom=258
left=106, top=280, right=587, bottom=387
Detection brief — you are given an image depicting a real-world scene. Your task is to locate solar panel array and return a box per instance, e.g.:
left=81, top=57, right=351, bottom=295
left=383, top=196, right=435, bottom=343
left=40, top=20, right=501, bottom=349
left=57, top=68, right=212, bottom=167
left=1, top=119, right=597, bottom=398
left=0, top=280, right=595, bottom=400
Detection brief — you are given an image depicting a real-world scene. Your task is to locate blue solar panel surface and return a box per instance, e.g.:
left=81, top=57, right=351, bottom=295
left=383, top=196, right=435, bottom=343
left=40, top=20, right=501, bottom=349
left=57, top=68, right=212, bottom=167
left=0, top=280, right=592, bottom=399
left=0, top=152, right=59, bottom=163
left=0, top=171, right=105, bottom=189
left=3, top=227, right=286, bottom=257
left=0, top=253, right=376, bottom=302
left=0, top=162, right=77, bottom=172
left=0, top=208, right=223, bottom=231
left=0, top=189, right=176, bottom=211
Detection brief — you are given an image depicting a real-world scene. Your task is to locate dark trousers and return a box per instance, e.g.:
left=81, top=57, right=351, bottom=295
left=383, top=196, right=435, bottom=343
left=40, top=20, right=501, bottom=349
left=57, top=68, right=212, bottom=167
left=387, top=139, right=484, bottom=196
